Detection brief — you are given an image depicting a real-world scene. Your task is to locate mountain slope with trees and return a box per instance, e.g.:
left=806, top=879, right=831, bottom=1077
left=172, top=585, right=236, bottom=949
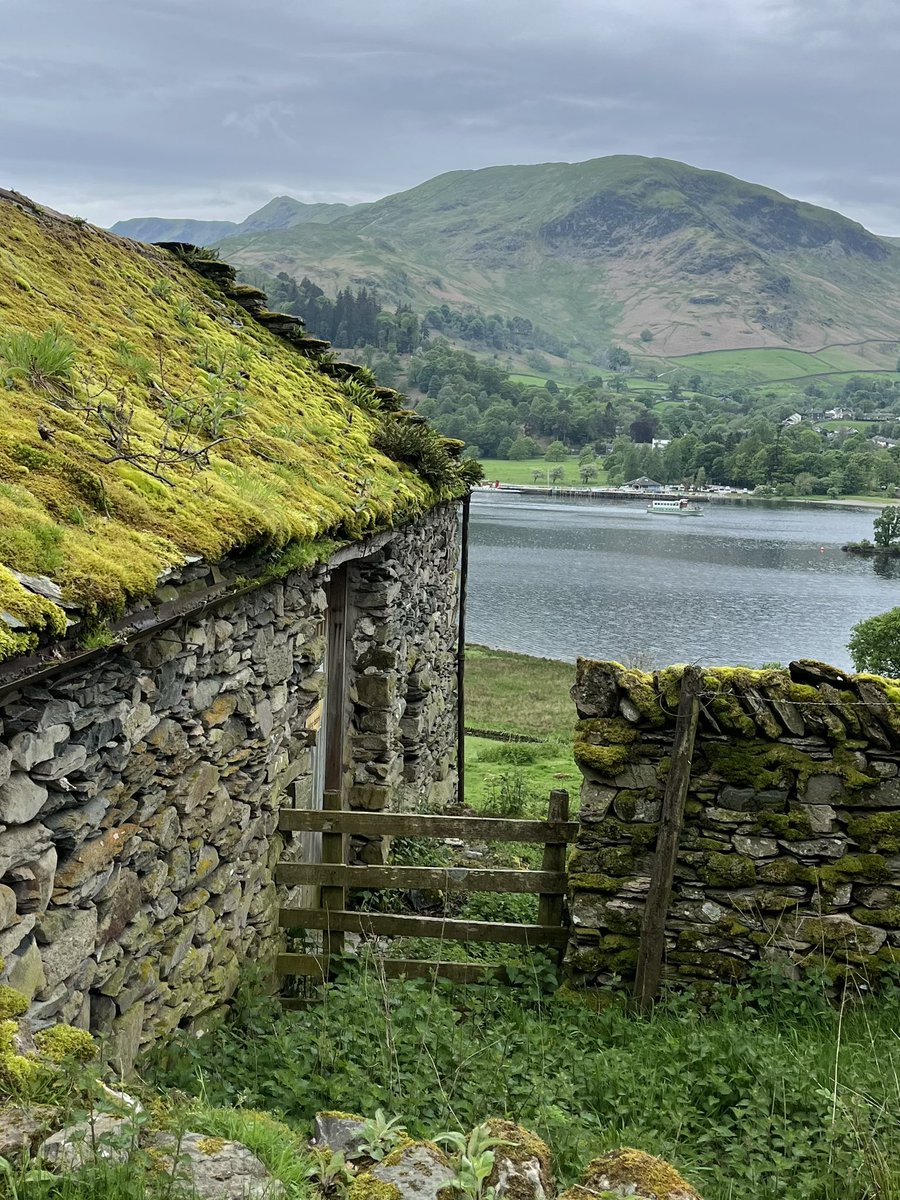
left=172, top=156, right=900, bottom=359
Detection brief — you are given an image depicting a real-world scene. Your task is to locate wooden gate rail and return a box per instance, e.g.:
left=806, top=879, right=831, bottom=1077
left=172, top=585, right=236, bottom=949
left=277, top=789, right=574, bottom=985
left=276, top=864, right=567, bottom=893
left=277, top=810, right=578, bottom=842
left=277, top=909, right=570, bottom=946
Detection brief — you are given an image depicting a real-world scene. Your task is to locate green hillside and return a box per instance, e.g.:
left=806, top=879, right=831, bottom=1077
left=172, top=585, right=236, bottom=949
left=204, top=156, right=900, bottom=360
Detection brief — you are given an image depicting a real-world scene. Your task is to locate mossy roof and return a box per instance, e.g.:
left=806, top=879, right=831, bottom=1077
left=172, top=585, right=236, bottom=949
left=0, top=192, right=467, bottom=662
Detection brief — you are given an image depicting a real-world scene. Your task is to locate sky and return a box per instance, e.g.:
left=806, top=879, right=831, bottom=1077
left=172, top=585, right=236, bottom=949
left=2, top=0, right=899, bottom=233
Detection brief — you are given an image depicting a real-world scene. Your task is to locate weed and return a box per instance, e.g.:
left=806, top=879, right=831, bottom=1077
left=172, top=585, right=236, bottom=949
left=173, top=299, right=194, bottom=328
left=0, top=325, right=76, bottom=396
left=150, top=278, right=173, bottom=301
left=437, top=1124, right=510, bottom=1200
left=358, top=1109, right=408, bottom=1161
left=146, top=965, right=900, bottom=1200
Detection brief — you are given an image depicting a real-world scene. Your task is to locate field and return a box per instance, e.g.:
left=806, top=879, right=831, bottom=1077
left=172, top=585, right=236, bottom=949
left=477, top=457, right=608, bottom=486
left=671, top=344, right=900, bottom=386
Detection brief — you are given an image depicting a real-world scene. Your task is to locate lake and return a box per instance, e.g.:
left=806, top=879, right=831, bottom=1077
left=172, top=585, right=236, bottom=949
left=466, top=493, right=900, bottom=670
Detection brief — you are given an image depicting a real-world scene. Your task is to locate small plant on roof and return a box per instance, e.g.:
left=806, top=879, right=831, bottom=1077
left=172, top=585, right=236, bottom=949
left=174, top=298, right=195, bottom=328
left=0, top=325, right=76, bottom=398
left=342, top=378, right=382, bottom=412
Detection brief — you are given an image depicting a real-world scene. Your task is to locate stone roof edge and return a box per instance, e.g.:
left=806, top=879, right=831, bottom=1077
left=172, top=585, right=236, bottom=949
left=0, top=505, right=459, bottom=700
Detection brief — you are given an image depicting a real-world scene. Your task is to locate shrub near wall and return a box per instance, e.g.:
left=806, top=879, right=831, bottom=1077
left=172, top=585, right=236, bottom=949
left=566, top=658, right=900, bottom=988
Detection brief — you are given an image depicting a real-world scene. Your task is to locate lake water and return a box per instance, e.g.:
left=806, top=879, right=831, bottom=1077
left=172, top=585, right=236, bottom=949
left=467, top=493, right=900, bottom=670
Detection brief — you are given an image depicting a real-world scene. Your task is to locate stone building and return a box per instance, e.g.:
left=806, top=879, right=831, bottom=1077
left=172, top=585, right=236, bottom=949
left=0, top=191, right=476, bottom=1067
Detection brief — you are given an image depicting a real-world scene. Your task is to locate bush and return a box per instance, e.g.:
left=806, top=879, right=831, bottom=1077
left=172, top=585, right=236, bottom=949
left=848, top=607, right=900, bottom=676
left=544, top=441, right=567, bottom=462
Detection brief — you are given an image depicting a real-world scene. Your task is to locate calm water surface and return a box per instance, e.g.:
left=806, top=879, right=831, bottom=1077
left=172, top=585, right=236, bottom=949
left=467, top=493, right=900, bottom=670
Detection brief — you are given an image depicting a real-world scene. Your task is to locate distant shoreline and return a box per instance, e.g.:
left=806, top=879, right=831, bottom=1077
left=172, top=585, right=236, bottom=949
left=474, top=483, right=888, bottom=513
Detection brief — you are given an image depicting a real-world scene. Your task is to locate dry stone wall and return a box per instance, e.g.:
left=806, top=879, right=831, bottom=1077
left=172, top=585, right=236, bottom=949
left=0, top=505, right=460, bottom=1067
left=567, top=658, right=900, bottom=988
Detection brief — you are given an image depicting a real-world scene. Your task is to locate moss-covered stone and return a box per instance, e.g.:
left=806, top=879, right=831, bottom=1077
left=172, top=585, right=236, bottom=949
left=847, top=812, right=900, bottom=853
left=34, top=1024, right=96, bottom=1063
left=851, top=905, right=900, bottom=928
left=347, top=1179, right=402, bottom=1200
left=483, top=1119, right=552, bottom=1200
left=573, top=740, right=635, bottom=778
left=699, top=852, right=756, bottom=888
left=582, top=1147, right=701, bottom=1199
left=0, top=987, right=29, bottom=1021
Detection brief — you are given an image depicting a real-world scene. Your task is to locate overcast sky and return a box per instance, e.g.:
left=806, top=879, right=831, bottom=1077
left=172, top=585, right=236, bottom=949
left=3, top=0, right=899, bottom=232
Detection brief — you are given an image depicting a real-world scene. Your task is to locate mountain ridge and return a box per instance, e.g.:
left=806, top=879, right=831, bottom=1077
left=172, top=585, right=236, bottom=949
left=111, top=156, right=900, bottom=358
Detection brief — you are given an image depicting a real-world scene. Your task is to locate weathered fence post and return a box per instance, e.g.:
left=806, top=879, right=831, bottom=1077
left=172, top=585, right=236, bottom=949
left=634, top=666, right=701, bottom=1013
left=320, top=788, right=346, bottom=960
left=538, top=789, right=570, bottom=935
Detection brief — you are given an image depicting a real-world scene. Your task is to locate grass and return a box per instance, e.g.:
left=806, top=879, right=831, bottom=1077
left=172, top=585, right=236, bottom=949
left=465, top=644, right=575, bottom=738
left=671, top=346, right=900, bottom=387
left=147, top=966, right=900, bottom=1200
left=477, top=458, right=608, bottom=487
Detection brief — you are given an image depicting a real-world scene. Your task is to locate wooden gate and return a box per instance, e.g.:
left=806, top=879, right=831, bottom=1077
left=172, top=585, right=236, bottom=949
left=276, top=789, right=577, bottom=985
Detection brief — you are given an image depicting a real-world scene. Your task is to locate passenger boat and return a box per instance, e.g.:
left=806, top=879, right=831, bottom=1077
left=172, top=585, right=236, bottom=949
left=646, top=497, right=703, bottom=515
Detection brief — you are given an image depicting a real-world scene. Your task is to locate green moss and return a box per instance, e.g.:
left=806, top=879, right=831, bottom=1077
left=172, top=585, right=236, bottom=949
left=34, top=1024, right=96, bottom=1063
left=847, top=812, right=900, bottom=852
left=0, top=987, right=28, bottom=1020
left=616, top=668, right=667, bottom=727
left=699, top=852, right=757, bottom=888
left=583, top=1148, right=700, bottom=1199
left=851, top=905, right=900, bottom=928
left=0, top=1019, right=43, bottom=1094
left=0, top=196, right=472, bottom=661
left=758, top=852, right=890, bottom=894
left=576, top=717, right=640, bottom=745
left=196, top=1136, right=227, bottom=1156
left=347, top=1179, right=402, bottom=1200
left=704, top=739, right=877, bottom=794
left=573, top=740, right=634, bottom=777
left=567, top=872, right=622, bottom=893
left=571, top=846, right=638, bottom=878
left=751, top=807, right=812, bottom=840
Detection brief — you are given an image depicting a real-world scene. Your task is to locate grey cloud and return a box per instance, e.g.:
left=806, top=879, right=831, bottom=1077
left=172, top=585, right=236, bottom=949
left=0, top=0, right=897, bottom=232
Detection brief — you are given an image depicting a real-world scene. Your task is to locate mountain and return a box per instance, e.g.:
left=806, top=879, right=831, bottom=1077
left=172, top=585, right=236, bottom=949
left=111, top=194, right=355, bottom=247
left=116, top=158, right=900, bottom=358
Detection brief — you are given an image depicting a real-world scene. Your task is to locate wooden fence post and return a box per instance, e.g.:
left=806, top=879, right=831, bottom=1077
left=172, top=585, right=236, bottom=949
left=634, top=666, right=701, bottom=1014
left=320, top=788, right=346, bottom=961
left=537, top=789, right=570, bottom=936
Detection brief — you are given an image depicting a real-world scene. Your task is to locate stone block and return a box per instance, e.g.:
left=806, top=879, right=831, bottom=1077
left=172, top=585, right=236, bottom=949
left=9, top=725, right=70, bottom=771
left=31, top=744, right=88, bottom=781
left=36, top=906, right=98, bottom=990
left=718, top=786, right=788, bottom=812
left=354, top=673, right=397, bottom=710
left=5, top=935, right=46, bottom=1001
left=11, top=846, right=56, bottom=913
left=347, top=783, right=389, bottom=811
left=0, top=772, right=49, bottom=824
left=800, top=775, right=845, bottom=805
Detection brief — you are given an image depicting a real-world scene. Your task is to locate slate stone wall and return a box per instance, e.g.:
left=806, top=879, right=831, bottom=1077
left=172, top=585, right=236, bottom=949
left=566, top=658, right=900, bottom=989
left=0, top=505, right=460, bottom=1067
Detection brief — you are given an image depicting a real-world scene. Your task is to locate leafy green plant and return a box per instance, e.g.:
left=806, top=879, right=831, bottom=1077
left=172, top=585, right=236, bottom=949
left=173, top=299, right=195, bottom=328
left=437, top=1124, right=510, bottom=1200
left=0, top=326, right=76, bottom=396
left=303, top=1148, right=357, bottom=1198
left=358, top=1108, right=408, bottom=1160
left=150, top=278, right=173, bottom=301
